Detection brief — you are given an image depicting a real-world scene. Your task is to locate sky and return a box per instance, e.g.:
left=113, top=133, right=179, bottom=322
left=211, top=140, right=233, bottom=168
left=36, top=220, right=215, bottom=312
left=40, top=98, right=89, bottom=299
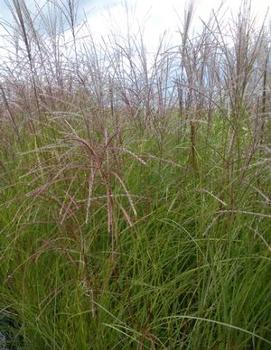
left=79, top=0, right=270, bottom=52
left=0, top=0, right=269, bottom=29
left=81, top=0, right=270, bottom=32
left=0, top=0, right=269, bottom=53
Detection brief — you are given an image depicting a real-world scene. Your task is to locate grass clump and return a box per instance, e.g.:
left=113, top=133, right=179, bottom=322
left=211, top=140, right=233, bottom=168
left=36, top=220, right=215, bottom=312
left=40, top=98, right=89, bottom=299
left=0, top=0, right=271, bottom=349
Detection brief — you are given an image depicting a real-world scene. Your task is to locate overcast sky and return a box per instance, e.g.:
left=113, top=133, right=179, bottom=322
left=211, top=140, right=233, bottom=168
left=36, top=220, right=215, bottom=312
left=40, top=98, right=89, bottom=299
left=1, top=0, right=269, bottom=26
left=79, top=0, right=270, bottom=51
left=82, top=0, right=269, bottom=28
left=0, top=0, right=269, bottom=52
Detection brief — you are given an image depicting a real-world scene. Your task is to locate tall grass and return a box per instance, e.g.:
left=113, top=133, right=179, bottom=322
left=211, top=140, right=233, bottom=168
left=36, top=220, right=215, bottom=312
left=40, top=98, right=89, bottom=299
left=0, top=0, right=270, bottom=349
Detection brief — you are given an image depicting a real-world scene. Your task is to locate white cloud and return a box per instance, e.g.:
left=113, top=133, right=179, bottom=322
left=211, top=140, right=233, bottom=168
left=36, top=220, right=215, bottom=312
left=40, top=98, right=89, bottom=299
left=78, top=0, right=270, bottom=48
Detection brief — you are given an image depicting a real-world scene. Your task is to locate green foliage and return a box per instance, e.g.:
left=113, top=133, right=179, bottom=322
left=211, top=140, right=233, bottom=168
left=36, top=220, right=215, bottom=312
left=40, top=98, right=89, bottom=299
left=0, top=115, right=270, bottom=349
